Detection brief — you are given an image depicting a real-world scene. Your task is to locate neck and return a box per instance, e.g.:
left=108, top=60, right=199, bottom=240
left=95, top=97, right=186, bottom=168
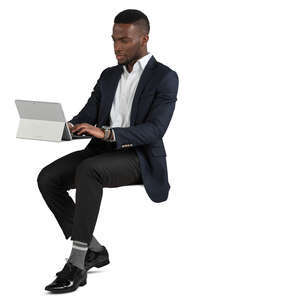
left=126, top=51, right=149, bottom=73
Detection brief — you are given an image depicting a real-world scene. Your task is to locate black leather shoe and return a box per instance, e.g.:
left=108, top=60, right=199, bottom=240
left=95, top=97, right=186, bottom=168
left=84, top=246, right=110, bottom=271
left=45, top=261, right=87, bottom=293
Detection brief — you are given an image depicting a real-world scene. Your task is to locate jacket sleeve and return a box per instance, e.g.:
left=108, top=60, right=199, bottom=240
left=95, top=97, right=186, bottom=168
left=111, top=70, right=179, bottom=150
left=68, top=68, right=109, bottom=125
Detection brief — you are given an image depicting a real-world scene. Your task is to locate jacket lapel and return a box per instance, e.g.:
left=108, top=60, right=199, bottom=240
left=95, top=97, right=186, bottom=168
left=129, top=55, right=157, bottom=126
left=98, top=55, right=157, bottom=127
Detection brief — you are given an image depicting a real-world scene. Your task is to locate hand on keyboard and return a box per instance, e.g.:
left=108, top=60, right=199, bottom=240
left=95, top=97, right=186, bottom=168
left=72, top=131, right=92, bottom=137
left=70, top=123, right=105, bottom=139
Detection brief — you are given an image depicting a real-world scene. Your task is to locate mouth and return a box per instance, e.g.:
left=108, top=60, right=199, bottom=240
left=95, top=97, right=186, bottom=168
left=116, top=54, right=125, bottom=59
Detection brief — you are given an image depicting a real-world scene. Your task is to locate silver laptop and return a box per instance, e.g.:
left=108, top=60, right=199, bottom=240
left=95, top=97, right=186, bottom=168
left=15, top=99, right=93, bottom=142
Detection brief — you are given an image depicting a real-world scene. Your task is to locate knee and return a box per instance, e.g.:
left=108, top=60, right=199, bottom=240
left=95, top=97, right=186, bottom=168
left=37, top=167, right=54, bottom=191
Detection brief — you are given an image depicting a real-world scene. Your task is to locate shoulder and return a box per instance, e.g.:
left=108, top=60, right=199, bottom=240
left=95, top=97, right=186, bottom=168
left=100, top=66, right=115, bottom=78
left=153, top=61, right=179, bottom=83
left=154, top=64, right=179, bottom=89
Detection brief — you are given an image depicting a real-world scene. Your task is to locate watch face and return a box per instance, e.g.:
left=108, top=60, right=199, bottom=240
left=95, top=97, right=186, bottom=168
left=104, top=129, right=109, bottom=139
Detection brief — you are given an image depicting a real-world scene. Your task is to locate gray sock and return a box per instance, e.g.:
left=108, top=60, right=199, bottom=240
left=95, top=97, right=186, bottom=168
left=68, top=240, right=88, bottom=270
left=89, top=235, right=104, bottom=252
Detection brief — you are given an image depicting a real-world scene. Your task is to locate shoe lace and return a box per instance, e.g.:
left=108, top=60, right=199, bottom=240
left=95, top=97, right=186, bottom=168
left=56, top=258, right=75, bottom=280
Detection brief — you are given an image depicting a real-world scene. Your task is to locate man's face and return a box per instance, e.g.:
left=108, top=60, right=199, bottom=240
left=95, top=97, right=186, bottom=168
left=112, top=23, right=147, bottom=66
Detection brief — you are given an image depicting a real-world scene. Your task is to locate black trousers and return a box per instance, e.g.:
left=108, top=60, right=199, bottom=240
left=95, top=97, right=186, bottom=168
left=37, top=142, right=142, bottom=245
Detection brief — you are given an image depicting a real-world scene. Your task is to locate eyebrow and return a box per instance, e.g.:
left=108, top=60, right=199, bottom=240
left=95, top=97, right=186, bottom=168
left=111, top=35, right=130, bottom=40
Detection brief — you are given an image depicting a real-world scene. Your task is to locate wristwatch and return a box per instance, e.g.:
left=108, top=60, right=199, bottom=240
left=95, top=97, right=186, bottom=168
left=101, top=126, right=112, bottom=141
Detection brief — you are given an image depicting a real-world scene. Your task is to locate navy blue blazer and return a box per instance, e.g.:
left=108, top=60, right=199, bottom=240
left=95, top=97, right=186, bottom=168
left=68, top=55, right=179, bottom=203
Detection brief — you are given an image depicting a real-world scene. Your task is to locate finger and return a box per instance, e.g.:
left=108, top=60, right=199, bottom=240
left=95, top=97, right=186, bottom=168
left=71, top=125, right=78, bottom=132
left=78, top=129, right=87, bottom=135
left=72, top=124, right=84, bottom=132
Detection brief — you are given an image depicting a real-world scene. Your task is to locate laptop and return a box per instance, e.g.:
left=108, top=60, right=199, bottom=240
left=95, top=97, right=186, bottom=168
left=15, top=99, right=93, bottom=142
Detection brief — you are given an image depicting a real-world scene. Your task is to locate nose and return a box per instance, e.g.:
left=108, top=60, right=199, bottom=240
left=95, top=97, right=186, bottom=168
left=115, top=46, right=123, bottom=53
left=114, top=41, right=123, bottom=52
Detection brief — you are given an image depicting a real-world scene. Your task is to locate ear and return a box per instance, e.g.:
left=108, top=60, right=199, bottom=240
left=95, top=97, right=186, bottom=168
left=141, top=34, right=149, bottom=47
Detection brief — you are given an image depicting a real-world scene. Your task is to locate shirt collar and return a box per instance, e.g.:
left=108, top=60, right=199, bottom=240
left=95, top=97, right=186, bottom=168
left=123, top=52, right=152, bottom=74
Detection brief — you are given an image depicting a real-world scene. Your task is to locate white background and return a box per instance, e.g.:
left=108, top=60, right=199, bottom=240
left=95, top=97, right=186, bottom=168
left=0, top=0, right=299, bottom=299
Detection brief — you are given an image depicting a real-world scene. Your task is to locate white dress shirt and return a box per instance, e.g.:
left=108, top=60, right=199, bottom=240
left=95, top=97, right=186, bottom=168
left=69, top=52, right=153, bottom=142
left=108, top=52, right=153, bottom=141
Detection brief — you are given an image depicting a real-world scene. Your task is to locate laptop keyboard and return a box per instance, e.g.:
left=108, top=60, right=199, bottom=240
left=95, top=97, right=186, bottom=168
left=71, top=133, right=92, bottom=139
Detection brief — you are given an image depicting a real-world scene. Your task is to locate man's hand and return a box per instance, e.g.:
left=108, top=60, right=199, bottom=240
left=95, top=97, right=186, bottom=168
left=70, top=123, right=105, bottom=139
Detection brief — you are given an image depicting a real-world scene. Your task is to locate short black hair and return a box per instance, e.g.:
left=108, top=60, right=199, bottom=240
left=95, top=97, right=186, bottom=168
left=114, top=9, right=150, bottom=35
